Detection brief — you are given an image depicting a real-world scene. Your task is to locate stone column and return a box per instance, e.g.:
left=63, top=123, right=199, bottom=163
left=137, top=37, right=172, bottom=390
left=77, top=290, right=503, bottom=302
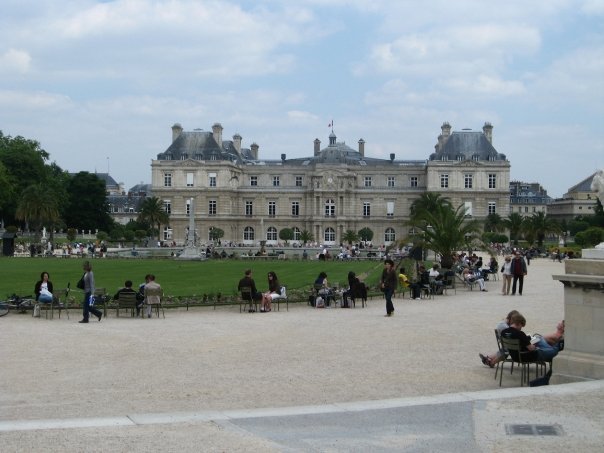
left=552, top=247, right=604, bottom=382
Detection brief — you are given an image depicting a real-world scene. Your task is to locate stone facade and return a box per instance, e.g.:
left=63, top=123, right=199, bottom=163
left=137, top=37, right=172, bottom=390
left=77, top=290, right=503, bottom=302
left=150, top=122, right=510, bottom=246
left=548, top=172, right=600, bottom=222
left=509, top=181, right=552, bottom=217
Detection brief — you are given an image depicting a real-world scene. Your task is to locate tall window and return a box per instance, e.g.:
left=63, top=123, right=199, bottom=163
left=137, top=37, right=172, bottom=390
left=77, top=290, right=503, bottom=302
left=163, top=226, right=172, bottom=240
left=464, top=201, right=473, bottom=217
left=293, top=227, right=301, bottom=241
left=295, top=176, right=303, bottom=187
left=488, top=173, right=496, bottom=189
left=363, top=202, right=371, bottom=217
left=291, top=201, right=300, bottom=217
left=266, top=226, right=277, bottom=241
left=243, top=226, right=254, bottom=241
left=245, top=201, right=253, bottom=216
left=208, top=173, right=216, bottom=187
left=268, top=201, right=276, bottom=217
left=325, top=199, right=335, bottom=217
left=163, top=200, right=171, bottom=214
left=488, top=202, right=496, bottom=214
left=386, top=201, right=394, bottom=218
left=250, top=176, right=257, bottom=186
left=273, top=176, right=280, bottom=187
left=364, top=176, right=372, bottom=187
left=164, top=173, right=172, bottom=187
left=440, top=174, right=449, bottom=188
left=385, top=228, right=395, bottom=242
left=387, top=176, right=395, bottom=187
left=464, top=174, right=473, bottom=189
left=208, top=200, right=216, bottom=216
left=186, top=172, right=194, bottom=187
left=324, top=227, right=335, bottom=242
left=409, top=176, right=418, bottom=187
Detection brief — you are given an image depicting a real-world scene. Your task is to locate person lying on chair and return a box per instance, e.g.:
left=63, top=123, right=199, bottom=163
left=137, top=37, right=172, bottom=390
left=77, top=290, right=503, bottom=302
left=500, top=313, right=564, bottom=363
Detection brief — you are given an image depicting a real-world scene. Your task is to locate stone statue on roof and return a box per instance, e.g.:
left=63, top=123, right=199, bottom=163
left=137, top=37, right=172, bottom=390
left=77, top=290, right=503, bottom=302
left=591, top=169, right=604, bottom=204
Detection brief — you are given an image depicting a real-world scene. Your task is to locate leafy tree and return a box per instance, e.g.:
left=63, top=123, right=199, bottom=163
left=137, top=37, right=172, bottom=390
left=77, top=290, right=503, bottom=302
left=342, top=230, right=358, bottom=245
left=484, top=213, right=505, bottom=233
left=299, top=230, right=313, bottom=245
left=0, top=161, right=13, bottom=212
left=568, top=219, right=591, bottom=236
left=278, top=228, right=293, bottom=244
left=209, top=227, right=225, bottom=242
left=523, top=212, right=561, bottom=247
left=483, top=232, right=508, bottom=244
left=574, top=227, right=604, bottom=248
left=135, top=229, right=148, bottom=244
left=138, top=197, right=169, bottom=241
left=109, top=225, right=125, bottom=242
left=96, top=231, right=109, bottom=242
left=358, top=227, right=373, bottom=242
left=66, top=228, right=77, bottom=242
left=123, top=229, right=135, bottom=244
left=64, top=172, right=114, bottom=232
left=504, top=213, right=525, bottom=245
left=15, top=183, right=60, bottom=241
left=408, top=195, right=482, bottom=269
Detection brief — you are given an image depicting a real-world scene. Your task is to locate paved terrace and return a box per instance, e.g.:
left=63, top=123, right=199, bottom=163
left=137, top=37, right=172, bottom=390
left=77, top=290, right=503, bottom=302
left=0, top=259, right=602, bottom=452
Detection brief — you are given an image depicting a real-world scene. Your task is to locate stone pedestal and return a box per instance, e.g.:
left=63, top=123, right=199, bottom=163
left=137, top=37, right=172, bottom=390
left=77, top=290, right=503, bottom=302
left=552, top=252, right=604, bottom=382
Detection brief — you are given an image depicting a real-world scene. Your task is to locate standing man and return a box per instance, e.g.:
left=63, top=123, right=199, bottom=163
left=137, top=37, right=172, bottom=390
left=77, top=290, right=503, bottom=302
left=381, top=259, right=397, bottom=317
left=511, top=251, right=527, bottom=296
left=79, top=261, right=102, bottom=323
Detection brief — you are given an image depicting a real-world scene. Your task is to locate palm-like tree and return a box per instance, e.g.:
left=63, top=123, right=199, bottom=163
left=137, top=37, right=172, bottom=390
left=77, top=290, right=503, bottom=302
left=504, top=212, right=525, bottom=245
left=524, top=212, right=561, bottom=247
left=342, top=230, right=359, bottom=245
left=15, top=183, right=60, bottom=240
left=138, top=197, right=169, bottom=241
left=407, top=194, right=482, bottom=268
left=484, top=213, right=505, bottom=233
left=299, top=230, right=313, bottom=245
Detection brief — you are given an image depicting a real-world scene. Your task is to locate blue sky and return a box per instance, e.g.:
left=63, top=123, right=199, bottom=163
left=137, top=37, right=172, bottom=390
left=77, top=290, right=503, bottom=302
left=1, top=0, right=603, bottom=198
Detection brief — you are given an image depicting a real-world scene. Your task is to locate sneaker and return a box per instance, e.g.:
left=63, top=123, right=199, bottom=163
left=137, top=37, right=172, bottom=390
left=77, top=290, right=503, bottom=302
left=558, top=339, right=565, bottom=351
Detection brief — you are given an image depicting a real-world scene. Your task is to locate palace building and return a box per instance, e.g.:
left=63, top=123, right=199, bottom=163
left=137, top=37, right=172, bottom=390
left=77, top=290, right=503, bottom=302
left=150, top=121, right=510, bottom=246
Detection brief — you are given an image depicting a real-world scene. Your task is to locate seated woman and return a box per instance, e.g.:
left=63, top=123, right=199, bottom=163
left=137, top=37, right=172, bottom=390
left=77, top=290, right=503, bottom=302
left=34, top=271, right=54, bottom=304
left=314, top=271, right=333, bottom=306
left=261, top=271, right=281, bottom=312
left=342, top=271, right=365, bottom=308
left=462, top=266, right=487, bottom=291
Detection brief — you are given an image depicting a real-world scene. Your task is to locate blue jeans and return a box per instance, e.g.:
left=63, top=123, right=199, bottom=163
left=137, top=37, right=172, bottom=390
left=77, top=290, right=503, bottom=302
left=82, top=292, right=102, bottom=321
left=384, top=288, right=394, bottom=314
left=535, top=338, right=560, bottom=361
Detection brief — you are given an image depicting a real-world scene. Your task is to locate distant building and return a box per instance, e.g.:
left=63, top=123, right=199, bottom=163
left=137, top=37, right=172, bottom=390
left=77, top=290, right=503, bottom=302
left=548, top=172, right=600, bottom=222
left=509, top=181, right=552, bottom=217
left=107, top=183, right=151, bottom=226
left=150, top=122, right=510, bottom=246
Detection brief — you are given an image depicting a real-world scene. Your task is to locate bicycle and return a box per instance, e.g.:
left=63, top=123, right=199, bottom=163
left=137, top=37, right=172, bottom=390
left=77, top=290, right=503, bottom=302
left=0, top=294, right=35, bottom=317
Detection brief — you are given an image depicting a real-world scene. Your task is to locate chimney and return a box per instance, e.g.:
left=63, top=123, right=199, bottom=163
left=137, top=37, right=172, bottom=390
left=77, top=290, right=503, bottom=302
left=483, top=122, right=493, bottom=144
left=314, top=138, right=321, bottom=156
left=212, top=122, right=223, bottom=147
left=233, top=133, right=242, bottom=153
left=358, top=138, right=365, bottom=157
left=250, top=143, right=259, bottom=160
left=171, top=123, right=183, bottom=142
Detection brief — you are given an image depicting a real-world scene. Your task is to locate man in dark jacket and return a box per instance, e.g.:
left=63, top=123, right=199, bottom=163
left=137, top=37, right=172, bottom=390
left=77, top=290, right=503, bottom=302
left=510, top=251, right=528, bottom=296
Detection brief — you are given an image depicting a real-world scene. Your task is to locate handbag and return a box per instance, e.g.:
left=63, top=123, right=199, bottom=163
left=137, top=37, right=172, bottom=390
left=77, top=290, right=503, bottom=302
left=77, top=273, right=86, bottom=290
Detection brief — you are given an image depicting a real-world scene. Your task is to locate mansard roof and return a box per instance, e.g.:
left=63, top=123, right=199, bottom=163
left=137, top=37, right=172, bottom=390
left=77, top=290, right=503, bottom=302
left=157, top=130, right=243, bottom=163
left=429, top=129, right=506, bottom=162
left=567, top=172, right=597, bottom=194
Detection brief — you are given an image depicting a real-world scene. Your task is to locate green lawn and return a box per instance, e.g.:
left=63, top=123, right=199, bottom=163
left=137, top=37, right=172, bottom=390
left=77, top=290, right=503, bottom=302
left=0, top=257, right=387, bottom=300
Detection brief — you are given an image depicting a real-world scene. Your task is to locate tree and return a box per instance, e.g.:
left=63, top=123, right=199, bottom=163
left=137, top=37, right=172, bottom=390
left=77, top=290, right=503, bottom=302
left=0, top=161, right=13, bottom=213
left=358, top=227, right=373, bottom=242
left=138, top=197, right=169, bottom=241
left=575, top=227, right=604, bottom=247
left=484, top=213, right=505, bottom=233
left=66, top=228, right=77, bottom=242
left=524, top=212, right=561, bottom=248
left=342, top=230, right=358, bottom=245
left=15, top=183, right=60, bottom=241
left=299, top=230, right=313, bottom=245
left=407, top=195, right=482, bottom=269
left=504, top=213, right=525, bottom=245
left=64, top=172, right=114, bottom=232
left=279, top=228, right=293, bottom=244
left=209, top=227, right=225, bottom=242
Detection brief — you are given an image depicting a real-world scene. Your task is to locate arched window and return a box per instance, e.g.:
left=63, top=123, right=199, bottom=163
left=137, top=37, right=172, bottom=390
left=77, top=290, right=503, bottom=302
left=243, top=226, right=254, bottom=241
left=293, top=227, right=301, bottom=241
left=266, top=226, right=277, bottom=241
left=325, top=199, right=335, bottom=217
left=324, top=227, right=336, bottom=243
left=384, top=227, right=395, bottom=243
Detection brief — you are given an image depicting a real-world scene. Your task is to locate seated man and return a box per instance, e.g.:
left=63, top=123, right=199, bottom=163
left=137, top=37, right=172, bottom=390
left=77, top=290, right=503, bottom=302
left=500, top=313, right=564, bottom=363
left=408, top=265, right=430, bottom=300
left=143, top=274, right=163, bottom=318
left=114, top=280, right=144, bottom=316
left=428, top=264, right=445, bottom=294
left=238, top=269, right=263, bottom=312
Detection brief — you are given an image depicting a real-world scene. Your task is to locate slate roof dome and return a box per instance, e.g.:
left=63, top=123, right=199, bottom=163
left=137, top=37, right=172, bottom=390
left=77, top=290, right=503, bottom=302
left=430, top=123, right=506, bottom=161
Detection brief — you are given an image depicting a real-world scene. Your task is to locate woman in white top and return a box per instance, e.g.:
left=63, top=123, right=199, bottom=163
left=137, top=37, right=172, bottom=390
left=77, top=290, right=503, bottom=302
left=501, top=255, right=513, bottom=295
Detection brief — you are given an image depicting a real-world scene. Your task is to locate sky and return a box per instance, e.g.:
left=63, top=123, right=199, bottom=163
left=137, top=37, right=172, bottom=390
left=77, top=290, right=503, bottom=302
left=1, top=0, right=603, bottom=199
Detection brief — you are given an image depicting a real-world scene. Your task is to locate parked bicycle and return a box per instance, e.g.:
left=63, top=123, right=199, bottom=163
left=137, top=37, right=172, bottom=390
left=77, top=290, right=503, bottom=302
left=0, top=294, right=35, bottom=317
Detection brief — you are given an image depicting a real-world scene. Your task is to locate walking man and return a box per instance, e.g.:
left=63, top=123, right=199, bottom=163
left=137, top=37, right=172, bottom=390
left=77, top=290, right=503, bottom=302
left=511, top=251, right=527, bottom=296
left=381, top=259, right=397, bottom=317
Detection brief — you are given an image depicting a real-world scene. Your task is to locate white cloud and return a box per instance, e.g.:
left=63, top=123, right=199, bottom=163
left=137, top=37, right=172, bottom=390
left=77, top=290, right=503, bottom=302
left=0, top=49, right=32, bottom=74
left=287, top=110, right=319, bottom=122
left=0, top=89, right=72, bottom=110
